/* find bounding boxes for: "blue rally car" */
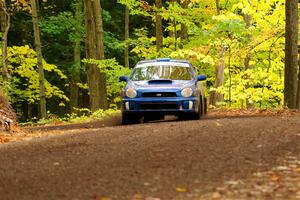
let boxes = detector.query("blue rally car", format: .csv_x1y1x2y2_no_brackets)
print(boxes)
119,58,207,124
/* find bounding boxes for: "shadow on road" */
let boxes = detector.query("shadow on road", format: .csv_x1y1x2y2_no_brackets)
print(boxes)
26,112,266,133
26,115,122,132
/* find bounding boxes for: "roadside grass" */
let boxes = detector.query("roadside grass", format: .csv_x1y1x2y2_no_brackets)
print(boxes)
1,108,300,145
20,109,120,127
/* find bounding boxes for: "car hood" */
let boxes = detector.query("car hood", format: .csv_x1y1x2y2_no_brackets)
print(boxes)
127,80,194,90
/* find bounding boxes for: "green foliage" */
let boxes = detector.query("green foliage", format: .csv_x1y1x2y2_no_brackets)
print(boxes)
117,0,151,16
40,11,84,43
82,58,131,107
62,108,120,124
26,108,120,126
2,45,69,104
130,28,158,59
4,0,291,123
128,0,286,109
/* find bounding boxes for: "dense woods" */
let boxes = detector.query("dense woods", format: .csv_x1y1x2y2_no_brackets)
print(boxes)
0,0,299,122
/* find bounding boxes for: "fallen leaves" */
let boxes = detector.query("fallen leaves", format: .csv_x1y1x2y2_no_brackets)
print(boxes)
100,197,110,200
210,108,300,118
0,127,87,145
176,187,187,193
129,194,160,200
269,174,280,182
295,168,300,173
215,122,222,127
197,155,300,200
0,134,10,143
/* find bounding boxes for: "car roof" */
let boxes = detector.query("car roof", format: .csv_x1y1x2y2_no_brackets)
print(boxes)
137,58,191,65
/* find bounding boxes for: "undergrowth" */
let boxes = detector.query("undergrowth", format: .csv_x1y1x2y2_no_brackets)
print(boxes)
22,109,120,126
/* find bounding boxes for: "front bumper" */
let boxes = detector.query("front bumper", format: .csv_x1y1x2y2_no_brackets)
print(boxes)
121,97,199,115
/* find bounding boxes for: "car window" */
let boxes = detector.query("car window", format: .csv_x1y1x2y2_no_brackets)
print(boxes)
130,65,193,81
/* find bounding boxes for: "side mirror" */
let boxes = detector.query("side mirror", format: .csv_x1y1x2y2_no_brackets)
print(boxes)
197,75,207,81
119,76,129,82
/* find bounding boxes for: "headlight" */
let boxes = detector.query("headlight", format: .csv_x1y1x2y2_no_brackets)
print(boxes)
181,87,193,97
126,88,137,98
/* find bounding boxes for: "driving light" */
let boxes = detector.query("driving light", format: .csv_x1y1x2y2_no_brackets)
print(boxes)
126,88,137,98
181,87,193,97
125,102,130,110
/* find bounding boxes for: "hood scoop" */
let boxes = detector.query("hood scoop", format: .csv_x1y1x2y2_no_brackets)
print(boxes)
148,79,173,85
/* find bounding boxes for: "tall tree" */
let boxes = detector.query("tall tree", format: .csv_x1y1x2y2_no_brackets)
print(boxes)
209,0,225,106
124,4,129,68
243,1,252,70
84,0,107,111
155,0,163,52
169,0,177,50
70,0,82,113
209,46,225,106
215,0,220,15
243,0,253,108
31,0,47,118
180,0,189,47
285,0,298,108
0,0,11,79
294,3,300,108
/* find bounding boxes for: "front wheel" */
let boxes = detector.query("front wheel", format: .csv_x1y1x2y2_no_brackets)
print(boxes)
185,97,204,120
122,113,141,125
203,97,207,115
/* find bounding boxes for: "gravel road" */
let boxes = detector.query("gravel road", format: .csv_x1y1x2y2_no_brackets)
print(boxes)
0,116,299,200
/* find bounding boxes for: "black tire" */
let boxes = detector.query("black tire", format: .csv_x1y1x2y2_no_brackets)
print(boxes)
178,97,203,121
199,97,203,117
122,113,141,125
177,114,192,121
203,97,207,115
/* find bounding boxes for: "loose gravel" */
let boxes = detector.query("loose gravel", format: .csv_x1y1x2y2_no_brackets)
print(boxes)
0,116,299,200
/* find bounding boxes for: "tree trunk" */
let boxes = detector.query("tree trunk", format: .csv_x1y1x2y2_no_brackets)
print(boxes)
84,0,107,111
243,0,252,70
209,47,225,106
209,0,225,106
215,0,220,15
124,5,129,68
0,0,11,79
70,41,81,113
155,0,163,52
243,1,253,108
31,0,47,119
285,0,298,109
228,46,232,107
244,12,252,70
180,0,189,48
70,0,82,113
298,52,300,107
168,0,176,41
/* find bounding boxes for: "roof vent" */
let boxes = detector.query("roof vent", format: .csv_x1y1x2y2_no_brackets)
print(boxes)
156,58,171,62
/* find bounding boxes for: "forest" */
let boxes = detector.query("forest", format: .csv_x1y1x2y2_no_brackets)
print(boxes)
0,0,299,123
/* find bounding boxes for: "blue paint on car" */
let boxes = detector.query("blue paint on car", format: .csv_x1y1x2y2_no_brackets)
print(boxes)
119,58,207,124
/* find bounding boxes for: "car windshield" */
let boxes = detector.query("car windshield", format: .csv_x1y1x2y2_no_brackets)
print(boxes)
130,64,193,81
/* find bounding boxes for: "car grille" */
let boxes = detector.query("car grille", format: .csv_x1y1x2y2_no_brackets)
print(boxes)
141,92,177,98
140,103,178,110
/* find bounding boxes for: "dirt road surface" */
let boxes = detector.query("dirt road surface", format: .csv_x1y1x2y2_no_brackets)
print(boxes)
0,116,299,200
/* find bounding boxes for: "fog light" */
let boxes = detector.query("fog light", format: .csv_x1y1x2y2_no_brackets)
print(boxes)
129,102,136,109
125,102,130,110
189,101,193,109
182,101,189,109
